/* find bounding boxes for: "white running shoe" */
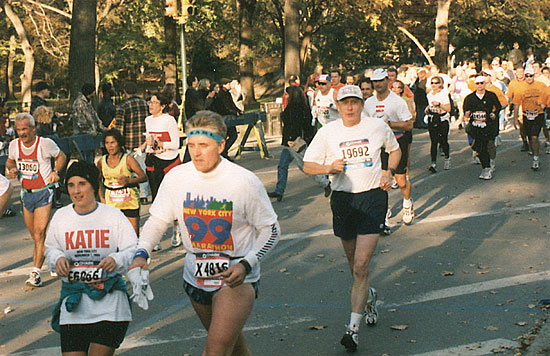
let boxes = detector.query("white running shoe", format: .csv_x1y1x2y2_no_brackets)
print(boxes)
171,230,182,248
25,271,42,287
364,287,379,325
153,242,162,251
340,327,359,351
479,168,493,180
473,152,480,164
532,159,540,171
444,158,451,170
402,200,414,225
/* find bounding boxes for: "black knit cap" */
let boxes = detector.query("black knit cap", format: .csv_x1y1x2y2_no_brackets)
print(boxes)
65,160,99,193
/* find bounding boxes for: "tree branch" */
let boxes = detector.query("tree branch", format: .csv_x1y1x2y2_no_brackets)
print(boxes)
24,0,71,18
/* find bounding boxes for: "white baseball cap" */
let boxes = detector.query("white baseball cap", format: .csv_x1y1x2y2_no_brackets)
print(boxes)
524,67,535,75
336,85,363,101
474,76,486,84
371,68,388,81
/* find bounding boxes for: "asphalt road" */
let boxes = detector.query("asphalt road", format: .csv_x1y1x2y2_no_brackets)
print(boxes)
1,125,549,356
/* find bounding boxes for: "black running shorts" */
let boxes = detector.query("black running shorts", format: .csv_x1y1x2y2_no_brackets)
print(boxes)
60,321,129,353
330,188,388,240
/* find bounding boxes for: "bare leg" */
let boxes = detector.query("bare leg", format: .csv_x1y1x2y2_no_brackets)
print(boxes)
24,203,52,269
88,343,115,356
395,174,410,200
341,234,379,314
127,216,140,236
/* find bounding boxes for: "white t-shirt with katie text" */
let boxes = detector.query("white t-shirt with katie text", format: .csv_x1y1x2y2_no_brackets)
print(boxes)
45,203,137,325
303,118,399,193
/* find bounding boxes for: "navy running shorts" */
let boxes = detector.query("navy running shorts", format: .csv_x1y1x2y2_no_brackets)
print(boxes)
330,188,388,240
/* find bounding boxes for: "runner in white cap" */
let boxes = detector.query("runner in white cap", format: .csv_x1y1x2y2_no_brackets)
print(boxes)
364,68,414,230
312,74,341,127
304,85,401,351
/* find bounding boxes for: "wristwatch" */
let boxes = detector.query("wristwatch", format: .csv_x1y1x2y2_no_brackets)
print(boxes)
390,168,396,176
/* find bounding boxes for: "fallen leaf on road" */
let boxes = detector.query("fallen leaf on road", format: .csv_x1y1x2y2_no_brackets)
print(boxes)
408,339,417,343
478,271,490,275
3,306,13,314
477,265,489,269
316,254,325,258
489,291,498,294
528,304,536,309
391,325,408,331
388,309,397,313
309,325,327,330
441,271,454,276
457,320,467,324
484,326,499,331
466,343,481,350
380,249,391,254
279,268,287,273
515,322,528,326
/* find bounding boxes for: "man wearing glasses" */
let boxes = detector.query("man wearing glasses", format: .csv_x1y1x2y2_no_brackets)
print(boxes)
513,67,547,170
312,74,340,127
363,69,414,230
463,76,502,179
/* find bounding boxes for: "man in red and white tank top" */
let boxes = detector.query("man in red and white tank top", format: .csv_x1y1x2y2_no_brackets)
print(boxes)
6,113,66,287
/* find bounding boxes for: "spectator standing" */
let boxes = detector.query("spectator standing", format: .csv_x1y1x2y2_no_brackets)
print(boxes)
184,76,201,120
114,81,149,203
210,78,242,160
72,83,105,136
412,68,429,128
98,83,116,129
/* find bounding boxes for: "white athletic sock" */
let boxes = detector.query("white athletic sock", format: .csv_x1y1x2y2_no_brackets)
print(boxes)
32,267,41,274
403,198,412,209
534,156,539,161
349,312,362,332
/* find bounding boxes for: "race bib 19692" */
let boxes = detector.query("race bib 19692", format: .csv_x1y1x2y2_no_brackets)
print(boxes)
340,139,372,170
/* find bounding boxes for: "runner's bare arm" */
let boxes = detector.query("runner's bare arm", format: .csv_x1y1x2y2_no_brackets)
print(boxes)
5,158,16,179
304,159,344,175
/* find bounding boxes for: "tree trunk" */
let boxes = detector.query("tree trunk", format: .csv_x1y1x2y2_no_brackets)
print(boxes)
238,0,256,105
284,0,300,84
434,0,451,73
4,2,34,110
68,0,97,102
163,16,178,87
6,34,16,100
300,25,313,72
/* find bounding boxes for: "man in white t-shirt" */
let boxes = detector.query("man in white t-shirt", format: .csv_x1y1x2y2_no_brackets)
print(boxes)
6,113,66,287
303,85,401,352
312,74,340,126
364,68,415,228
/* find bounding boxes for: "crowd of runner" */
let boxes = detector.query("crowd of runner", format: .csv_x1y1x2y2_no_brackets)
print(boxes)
2,41,550,354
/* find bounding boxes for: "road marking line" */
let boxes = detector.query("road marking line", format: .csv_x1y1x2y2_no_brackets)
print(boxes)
387,270,550,307
0,317,315,356
410,338,519,356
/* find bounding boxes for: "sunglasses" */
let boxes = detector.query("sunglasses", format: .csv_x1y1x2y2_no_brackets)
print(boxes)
475,82,485,85
525,74,534,78
318,82,328,86
431,82,440,85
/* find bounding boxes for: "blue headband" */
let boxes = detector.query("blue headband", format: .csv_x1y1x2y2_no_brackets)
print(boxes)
187,129,225,143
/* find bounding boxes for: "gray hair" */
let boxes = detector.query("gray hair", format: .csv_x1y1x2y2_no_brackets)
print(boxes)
197,79,210,91
15,112,35,127
185,110,227,138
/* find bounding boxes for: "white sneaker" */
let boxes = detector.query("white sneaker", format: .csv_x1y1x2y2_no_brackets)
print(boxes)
490,159,496,172
25,271,42,287
402,200,414,225
479,168,493,180
171,230,182,248
364,287,379,325
473,152,480,164
153,242,162,251
532,159,540,171
444,158,451,170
